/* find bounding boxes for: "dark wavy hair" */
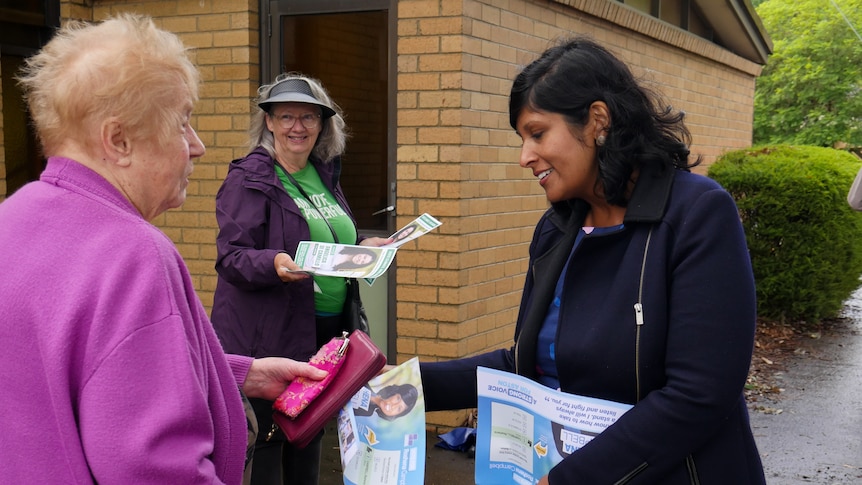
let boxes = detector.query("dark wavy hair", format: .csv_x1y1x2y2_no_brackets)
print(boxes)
333,246,378,270
374,384,419,421
508,36,700,206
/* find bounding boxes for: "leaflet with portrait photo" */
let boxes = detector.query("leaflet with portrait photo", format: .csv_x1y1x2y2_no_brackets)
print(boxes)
336,358,426,485
381,213,442,248
475,367,632,485
292,214,441,282
293,242,396,279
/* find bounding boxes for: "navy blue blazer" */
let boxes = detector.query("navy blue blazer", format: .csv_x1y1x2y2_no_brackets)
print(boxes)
420,164,765,484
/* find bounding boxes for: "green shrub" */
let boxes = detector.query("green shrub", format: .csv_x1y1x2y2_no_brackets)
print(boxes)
708,145,862,324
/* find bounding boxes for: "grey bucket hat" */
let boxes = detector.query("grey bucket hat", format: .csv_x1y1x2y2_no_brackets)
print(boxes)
257,78,337,118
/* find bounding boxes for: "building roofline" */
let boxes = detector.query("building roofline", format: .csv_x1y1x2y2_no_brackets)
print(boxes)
695,0,773,64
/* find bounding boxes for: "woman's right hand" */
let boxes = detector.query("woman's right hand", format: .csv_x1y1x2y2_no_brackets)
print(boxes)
274,252,310,282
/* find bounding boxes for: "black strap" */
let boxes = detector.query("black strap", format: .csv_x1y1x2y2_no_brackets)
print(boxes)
282,167,340,244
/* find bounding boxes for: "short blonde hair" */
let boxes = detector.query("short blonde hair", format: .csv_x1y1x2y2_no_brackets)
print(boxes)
249,73,348,163
17,13,200,156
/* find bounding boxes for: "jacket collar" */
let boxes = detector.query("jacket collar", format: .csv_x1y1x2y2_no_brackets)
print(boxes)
623,162,675,223
546,162,675,231
231,147,341,190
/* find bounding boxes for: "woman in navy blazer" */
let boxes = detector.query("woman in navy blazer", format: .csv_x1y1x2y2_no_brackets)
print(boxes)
420,36,766,484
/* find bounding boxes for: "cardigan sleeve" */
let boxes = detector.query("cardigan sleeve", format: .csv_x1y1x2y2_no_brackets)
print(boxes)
79,317,234,484
226,353,254,388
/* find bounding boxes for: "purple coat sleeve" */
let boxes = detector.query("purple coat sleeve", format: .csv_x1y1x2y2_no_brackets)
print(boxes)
214,166,290,290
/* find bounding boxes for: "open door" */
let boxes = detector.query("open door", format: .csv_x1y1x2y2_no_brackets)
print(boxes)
264,0,396,358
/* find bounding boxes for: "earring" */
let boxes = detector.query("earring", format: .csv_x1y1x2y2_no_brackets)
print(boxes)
596,134,606,146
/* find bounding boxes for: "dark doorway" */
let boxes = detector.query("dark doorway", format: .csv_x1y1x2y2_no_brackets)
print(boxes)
265,0,396,356
0,0,58,197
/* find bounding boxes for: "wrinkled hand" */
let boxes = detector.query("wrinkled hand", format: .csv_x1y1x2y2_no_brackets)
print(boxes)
274,252,310,283
360,237,394,247
242,357,328,400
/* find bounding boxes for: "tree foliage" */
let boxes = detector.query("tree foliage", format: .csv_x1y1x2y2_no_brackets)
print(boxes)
754,0,862,147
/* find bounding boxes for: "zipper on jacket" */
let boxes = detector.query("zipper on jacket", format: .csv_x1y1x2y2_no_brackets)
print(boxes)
634,302,643,401
685,455,701,485
613,462,648,485
514,340,520,375
634,227,653,402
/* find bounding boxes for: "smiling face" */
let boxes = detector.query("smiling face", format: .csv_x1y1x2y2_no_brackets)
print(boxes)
351,253,373,266
378,393,409,417
395,225,417,240
515,107,601,204
265,102,323,166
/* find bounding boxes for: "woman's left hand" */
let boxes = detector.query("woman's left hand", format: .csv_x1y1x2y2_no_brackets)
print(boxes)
360,237,394,247
242,357,328,400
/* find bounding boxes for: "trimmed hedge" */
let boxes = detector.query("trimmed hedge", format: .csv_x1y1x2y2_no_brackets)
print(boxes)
708,145,862,324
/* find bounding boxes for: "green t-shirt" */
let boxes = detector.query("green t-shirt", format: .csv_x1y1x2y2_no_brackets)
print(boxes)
276,163,357,314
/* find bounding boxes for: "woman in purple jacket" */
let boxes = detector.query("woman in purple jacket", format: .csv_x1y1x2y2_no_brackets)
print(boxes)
210,74,390,485
419,37,766,484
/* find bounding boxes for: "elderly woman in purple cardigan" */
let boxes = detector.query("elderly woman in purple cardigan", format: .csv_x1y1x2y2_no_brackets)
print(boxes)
0,14,326,485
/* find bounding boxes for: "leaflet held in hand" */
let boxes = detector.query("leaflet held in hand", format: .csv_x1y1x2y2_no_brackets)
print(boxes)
293,213,441,279
475,367,632,484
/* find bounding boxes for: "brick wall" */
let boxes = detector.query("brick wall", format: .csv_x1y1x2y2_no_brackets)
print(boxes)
63,0,260,308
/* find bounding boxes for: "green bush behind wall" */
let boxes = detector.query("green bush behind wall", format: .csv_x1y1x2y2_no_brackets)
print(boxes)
708,145,862,324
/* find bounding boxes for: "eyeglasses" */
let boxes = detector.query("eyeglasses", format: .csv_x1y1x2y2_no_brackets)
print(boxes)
271,112,322,130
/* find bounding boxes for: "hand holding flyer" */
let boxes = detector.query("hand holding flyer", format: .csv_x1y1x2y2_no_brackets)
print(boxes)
294,242,397,279
382,213,442,248
475,367,632,485
292,214,442,279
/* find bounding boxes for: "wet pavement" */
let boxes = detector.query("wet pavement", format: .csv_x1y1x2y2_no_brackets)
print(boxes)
749,287,862,484
319,288,862,484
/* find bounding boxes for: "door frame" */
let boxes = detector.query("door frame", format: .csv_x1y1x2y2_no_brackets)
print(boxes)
261,0,398,360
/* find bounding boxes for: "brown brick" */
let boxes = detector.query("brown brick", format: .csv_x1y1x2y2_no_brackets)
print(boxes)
397,145,439,162
178,32,214,49
196,47,233,65
213,30,252,48
198,13,232,31
419,53,461,72
399,73,441,91
161,16,198,33
399,36,440,55
417,126,463,144
399,109,440,127
399,1,441,18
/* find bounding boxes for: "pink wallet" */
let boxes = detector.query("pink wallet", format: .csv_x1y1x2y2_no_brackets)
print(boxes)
272,329,386,448
274,336,348,418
